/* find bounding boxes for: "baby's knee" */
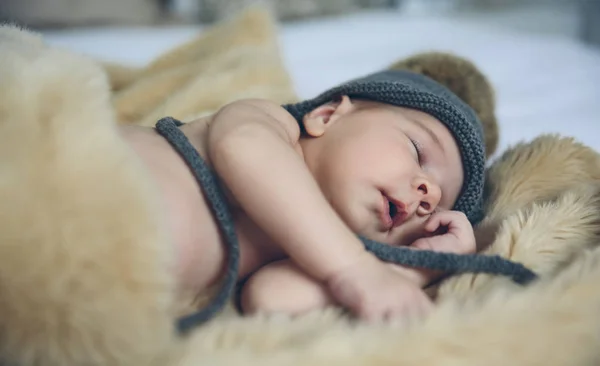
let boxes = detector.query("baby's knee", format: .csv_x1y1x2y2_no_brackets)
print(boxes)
239,261,330,316
239,264,288,314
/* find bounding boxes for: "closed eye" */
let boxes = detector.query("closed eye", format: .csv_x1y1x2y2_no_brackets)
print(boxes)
410,138,423,165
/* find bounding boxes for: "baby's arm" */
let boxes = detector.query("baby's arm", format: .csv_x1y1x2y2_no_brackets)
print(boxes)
240,211,475,317
239,260,434,317
207,99,368,281
208,99,431,321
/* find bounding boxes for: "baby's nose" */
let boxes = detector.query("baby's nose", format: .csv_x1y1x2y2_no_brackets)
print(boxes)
415,179,441,216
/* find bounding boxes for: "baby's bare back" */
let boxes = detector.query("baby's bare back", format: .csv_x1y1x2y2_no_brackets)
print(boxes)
119,122,283,300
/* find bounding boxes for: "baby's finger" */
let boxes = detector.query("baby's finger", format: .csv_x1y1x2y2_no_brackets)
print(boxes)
428,211,469,236
426,211,455,229
358,304,380,323
423,214,443,232
406,295,433,322
423,211,457,233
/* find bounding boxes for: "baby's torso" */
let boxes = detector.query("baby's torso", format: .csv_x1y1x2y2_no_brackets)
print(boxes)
119,121,284,298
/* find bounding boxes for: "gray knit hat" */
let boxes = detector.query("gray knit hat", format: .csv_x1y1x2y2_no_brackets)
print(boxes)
283,69,486,224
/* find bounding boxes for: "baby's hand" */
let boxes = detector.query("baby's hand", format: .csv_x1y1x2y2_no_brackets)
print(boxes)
326,253,433,322
411,210,476,254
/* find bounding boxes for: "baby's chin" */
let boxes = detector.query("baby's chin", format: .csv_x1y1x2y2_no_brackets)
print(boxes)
330,199,389,243
345,215,392,245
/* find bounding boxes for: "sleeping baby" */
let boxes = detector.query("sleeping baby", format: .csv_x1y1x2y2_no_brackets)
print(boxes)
118,69,486,322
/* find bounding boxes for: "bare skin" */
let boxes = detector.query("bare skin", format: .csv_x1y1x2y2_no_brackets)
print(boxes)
118,96,475,322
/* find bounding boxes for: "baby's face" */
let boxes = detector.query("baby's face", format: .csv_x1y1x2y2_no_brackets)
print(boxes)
299,96,464,247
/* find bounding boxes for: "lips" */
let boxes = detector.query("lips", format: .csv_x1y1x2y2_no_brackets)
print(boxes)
380,193,409,230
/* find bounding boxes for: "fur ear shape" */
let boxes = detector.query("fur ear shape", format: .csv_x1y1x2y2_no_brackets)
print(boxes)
389,52,498,159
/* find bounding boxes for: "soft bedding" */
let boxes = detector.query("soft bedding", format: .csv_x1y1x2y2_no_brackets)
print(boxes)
1,6,600,366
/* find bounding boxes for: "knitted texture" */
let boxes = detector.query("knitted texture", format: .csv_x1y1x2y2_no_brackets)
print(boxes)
155,117,240,335
283,70,487,224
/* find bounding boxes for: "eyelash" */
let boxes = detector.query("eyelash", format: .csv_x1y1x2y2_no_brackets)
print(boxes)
410,138,423,164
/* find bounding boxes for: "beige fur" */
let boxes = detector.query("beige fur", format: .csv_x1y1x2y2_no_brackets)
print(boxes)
2,7,600,366
0,23,180,366
179,244,600,366
485,135,600,217
434,135,600,300
109,7,298,126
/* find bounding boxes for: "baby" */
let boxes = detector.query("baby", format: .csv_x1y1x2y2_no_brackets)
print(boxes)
119,69,486,322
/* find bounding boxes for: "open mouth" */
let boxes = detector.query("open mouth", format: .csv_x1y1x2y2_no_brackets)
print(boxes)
388,200,398,219
381,193,408,229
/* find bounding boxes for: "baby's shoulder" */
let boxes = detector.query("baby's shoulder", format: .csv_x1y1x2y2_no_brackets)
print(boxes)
214,99,301,143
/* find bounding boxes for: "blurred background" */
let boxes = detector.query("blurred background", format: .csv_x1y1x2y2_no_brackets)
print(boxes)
1,0,599,159
1,0,597,43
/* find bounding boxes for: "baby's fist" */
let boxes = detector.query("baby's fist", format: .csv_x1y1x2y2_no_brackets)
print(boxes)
412,210,475,254
326,254,432,322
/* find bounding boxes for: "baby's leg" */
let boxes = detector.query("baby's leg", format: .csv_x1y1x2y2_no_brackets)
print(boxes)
240,259,335,316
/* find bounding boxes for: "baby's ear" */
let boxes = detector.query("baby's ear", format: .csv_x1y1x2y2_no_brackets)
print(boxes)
389,52,498,159
303,95,353,137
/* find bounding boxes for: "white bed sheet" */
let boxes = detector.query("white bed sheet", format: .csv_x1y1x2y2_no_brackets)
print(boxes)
41,10,600,161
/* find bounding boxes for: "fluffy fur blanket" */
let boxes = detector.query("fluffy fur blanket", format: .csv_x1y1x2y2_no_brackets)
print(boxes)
1,7,600,366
